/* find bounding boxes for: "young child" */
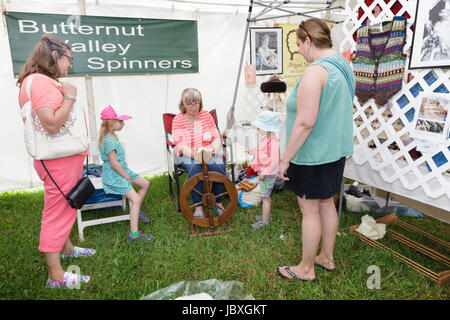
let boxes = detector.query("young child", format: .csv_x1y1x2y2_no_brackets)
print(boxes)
98,105,152,241
247,110,280,229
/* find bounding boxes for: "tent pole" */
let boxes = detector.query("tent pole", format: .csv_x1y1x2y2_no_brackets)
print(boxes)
226,0,343,130
253,4,344,23
257,0,333,4
338,177,344,229
252,0,287,20
78,0,99,163
226,0,253,130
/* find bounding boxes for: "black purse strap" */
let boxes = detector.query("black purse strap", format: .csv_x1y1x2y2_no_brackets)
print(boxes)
40,155,89,200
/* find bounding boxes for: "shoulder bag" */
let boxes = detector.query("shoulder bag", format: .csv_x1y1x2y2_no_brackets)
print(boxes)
40,156,95,209
20,74,89,160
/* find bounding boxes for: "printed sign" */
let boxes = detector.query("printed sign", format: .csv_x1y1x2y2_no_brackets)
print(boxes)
275,23,308,90
6,11,199,76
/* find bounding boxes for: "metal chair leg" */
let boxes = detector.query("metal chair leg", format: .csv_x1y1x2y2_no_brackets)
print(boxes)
175,171,181,212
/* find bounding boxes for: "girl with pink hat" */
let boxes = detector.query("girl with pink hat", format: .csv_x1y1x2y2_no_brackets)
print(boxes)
98,105,153,242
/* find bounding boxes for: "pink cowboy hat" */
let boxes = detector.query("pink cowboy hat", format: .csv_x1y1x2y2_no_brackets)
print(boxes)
100,105,132,121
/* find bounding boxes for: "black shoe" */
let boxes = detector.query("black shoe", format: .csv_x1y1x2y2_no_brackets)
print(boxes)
362,188,371,197
348,185,364,198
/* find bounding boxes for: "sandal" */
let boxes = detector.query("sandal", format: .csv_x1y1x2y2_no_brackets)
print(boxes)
315,262,335,272
212,205,224,215
194,210,205,218
277,266,315,281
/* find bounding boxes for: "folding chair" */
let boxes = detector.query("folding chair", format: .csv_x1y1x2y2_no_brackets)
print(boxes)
76,142,129,241
163,109,223,212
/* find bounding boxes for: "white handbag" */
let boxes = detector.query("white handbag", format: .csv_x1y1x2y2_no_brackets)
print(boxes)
20,75,89,160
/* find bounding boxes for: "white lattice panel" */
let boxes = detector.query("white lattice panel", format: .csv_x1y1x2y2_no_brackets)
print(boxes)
341,0,450,210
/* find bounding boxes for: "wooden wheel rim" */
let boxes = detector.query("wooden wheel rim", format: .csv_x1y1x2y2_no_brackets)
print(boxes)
179,171,238,228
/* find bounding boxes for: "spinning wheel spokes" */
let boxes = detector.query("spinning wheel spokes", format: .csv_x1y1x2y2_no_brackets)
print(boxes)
179,170,238,230
192,188,203,197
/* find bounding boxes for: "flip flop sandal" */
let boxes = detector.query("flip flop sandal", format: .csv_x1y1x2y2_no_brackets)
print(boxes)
194,211,205,218
315,262,335,272
277,266,316,281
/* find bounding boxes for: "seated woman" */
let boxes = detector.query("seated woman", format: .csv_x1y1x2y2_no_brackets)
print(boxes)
172,88,226,217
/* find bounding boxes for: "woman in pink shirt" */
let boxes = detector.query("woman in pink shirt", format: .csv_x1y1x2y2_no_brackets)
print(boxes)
17,35,93,288
172,88,226,218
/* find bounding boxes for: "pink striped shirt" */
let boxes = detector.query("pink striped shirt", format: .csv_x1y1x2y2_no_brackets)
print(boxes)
172,109,220,156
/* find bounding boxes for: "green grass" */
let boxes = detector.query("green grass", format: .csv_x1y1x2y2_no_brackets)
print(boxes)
0,173,449,300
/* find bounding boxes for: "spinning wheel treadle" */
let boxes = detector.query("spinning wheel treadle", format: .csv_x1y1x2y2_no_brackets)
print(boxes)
179,155,238,236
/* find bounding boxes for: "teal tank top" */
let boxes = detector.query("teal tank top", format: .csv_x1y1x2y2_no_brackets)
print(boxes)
285,53,355,165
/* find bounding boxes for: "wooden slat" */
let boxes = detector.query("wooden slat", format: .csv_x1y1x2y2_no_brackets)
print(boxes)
356,232,439,281
394,220,450,250
386,229,450,267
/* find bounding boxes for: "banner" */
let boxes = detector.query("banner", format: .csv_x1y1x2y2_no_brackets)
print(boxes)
5,11,198,77
275,23,308,90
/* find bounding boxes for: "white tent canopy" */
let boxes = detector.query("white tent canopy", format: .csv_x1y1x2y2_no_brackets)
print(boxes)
0,0,345,192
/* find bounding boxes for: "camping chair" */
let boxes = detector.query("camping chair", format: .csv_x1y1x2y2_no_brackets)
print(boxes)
76,142,129,241
163,109,227,211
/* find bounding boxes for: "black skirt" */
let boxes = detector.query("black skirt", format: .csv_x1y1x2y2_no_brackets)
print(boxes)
285,157,346,200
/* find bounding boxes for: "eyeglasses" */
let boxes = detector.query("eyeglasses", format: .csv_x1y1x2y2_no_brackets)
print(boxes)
186,102,200,107
62,54,73,63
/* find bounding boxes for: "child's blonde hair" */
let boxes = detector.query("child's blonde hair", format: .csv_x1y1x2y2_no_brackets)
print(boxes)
98,119,118,147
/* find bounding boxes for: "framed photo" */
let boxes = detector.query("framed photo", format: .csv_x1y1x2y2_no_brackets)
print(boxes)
409,0,450,69
412,92,449,143
250,27,283,75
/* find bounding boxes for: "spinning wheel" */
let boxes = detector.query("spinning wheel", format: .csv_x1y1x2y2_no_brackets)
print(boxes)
179,154,238,236
178,152,255,236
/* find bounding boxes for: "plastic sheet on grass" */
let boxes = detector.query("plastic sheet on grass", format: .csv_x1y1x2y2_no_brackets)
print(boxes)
141,279,255,300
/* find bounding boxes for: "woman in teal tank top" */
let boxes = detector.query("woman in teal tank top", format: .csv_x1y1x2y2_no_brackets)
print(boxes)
277,18,355,281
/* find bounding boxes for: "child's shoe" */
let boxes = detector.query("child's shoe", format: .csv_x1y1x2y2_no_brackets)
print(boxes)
250,220,270,229
46,272,90,288
139,211,151,223
60,246,96,259
254,215,272,223
128,231,153,242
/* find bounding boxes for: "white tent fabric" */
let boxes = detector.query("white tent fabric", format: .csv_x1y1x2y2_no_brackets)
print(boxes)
0,0,342,192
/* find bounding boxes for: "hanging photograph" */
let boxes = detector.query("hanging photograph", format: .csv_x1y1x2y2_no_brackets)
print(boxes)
409,0,450,69
250,27,283,75
412,92,449,143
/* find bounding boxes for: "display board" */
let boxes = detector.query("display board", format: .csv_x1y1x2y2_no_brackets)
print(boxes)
340,0,450,215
